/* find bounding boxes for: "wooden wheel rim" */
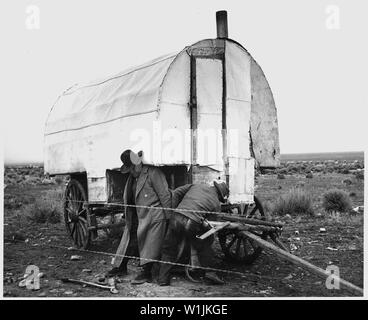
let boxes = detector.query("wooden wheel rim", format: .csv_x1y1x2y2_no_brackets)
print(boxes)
64,179,90,249
218,230,264,264
218,196,267,264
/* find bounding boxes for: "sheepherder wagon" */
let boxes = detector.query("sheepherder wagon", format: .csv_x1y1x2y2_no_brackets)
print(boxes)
45,10,279,251
43,11,363,294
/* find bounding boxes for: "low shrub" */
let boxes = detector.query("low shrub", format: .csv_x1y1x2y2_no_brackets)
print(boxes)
27,202,61,224
306,172,313,179
355,171,364,180
277,173,285,179
4,195,23,210
54,176,65,185
322,189,352,213
277,168,288,175
305,167,313,174
24,176,42,185
26,191,63,224
343,178,352,185
287,166,299,173
272,188,314,216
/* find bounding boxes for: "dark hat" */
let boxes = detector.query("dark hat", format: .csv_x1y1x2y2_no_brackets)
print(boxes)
213,180,229,202
120,150,142,174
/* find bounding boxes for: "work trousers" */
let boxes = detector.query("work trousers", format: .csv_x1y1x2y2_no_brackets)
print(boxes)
158,212,214,280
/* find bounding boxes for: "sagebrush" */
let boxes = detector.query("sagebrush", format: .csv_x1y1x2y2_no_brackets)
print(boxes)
272,188,314,216
26,190,63,224
322,189,352,213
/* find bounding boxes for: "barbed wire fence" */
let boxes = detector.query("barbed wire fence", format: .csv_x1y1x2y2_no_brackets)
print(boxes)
3,188,358,294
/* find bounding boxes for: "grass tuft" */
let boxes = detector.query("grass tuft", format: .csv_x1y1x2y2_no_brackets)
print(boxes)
26,190,63,224
322,189,352,213
272,188,314,216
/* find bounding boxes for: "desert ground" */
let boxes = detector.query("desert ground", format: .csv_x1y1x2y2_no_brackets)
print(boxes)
3,153,364,297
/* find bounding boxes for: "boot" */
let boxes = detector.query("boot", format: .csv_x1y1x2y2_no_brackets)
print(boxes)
204,272,225,285
157,258,173,286
106,263,128,277
157,274,171,286
131,264,152,285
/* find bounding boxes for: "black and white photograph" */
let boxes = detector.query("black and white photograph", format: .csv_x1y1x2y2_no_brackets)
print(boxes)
1,0,366,302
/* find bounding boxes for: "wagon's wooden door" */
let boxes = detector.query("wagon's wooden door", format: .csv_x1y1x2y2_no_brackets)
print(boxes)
190,56,226,183
189,45,254,203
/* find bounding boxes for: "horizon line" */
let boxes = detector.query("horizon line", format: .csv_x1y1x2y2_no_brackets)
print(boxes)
4,150,364,166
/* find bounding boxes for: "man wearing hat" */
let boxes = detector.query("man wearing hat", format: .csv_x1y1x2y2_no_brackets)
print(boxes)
108,149,172,285
157,180,230,286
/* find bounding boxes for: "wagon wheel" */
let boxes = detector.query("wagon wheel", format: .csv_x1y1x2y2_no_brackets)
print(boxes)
64,179,90,249
218,196,267,264
218,230,266,265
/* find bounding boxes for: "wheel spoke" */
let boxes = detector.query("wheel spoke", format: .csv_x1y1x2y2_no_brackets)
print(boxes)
71,222,77,241
226,235,237,251
235,238,241,256
79,219,87,237
73,223,78,245
77,208,86,217
70,222,76,234
80,221,89,247
241,239,247,256
66,206,74,218
250,238,260,251
76,223,82,247
79,216,90,244
79,224,85,247
79,216,88,226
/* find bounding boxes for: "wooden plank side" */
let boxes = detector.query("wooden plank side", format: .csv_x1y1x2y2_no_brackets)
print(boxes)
87,177,107,202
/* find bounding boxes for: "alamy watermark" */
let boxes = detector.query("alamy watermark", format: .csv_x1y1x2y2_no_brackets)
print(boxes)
25,5,40,30
325,265,340,290
325,5,340,30
22,265,41,290
129,120,242,166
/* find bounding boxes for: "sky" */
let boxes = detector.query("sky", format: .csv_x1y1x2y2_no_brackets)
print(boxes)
1,0,368,164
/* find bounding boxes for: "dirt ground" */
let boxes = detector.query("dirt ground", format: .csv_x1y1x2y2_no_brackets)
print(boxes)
3,167,364,298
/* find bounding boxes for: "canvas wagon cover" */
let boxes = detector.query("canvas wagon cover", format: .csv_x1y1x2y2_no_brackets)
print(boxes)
45,53,177,137
44,39,279,177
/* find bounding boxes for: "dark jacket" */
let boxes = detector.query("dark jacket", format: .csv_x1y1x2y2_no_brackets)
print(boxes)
171,184,221,223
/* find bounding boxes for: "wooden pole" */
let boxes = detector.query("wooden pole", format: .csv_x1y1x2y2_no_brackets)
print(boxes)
242,231,364,296
208,220,277,233
212,213,284,227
